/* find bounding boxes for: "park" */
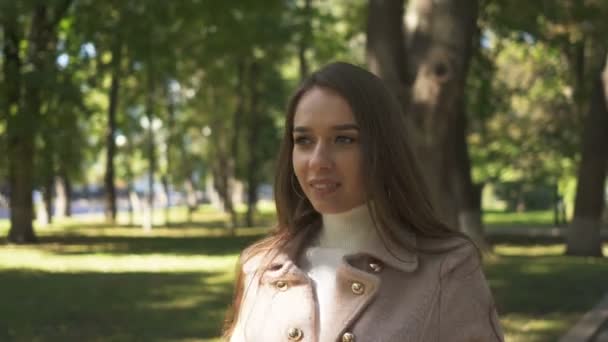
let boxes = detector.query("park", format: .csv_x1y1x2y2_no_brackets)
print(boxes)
1,1,608,341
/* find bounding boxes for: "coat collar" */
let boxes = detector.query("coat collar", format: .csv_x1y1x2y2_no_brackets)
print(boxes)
284,219,419,273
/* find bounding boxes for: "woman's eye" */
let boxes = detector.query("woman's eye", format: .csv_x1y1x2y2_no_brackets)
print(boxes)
294,136,312,145
336,136,356,144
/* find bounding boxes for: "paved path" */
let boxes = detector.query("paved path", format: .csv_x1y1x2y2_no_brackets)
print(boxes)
486,226,608,244
593,321,608,342
559,292,608,342
487,226,608,237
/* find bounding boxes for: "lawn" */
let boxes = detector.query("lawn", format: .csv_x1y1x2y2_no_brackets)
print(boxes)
0,208,607,341
484,209,561,229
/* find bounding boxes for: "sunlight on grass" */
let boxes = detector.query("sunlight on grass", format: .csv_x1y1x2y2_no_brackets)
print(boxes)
0,247,239,273
501,313,578,342
495,244,565,256
2,206,608,341
484,210,556,227
37,226,269,238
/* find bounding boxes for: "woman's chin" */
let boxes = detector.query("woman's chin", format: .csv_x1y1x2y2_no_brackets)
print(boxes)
310,201,361,215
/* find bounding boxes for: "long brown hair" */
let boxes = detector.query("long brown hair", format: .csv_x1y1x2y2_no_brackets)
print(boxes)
222,62,468,339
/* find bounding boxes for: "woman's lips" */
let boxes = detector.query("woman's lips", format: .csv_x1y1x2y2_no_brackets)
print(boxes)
308,180,341,197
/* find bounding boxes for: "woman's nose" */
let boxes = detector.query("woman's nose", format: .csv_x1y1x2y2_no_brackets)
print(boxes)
309,142,333,171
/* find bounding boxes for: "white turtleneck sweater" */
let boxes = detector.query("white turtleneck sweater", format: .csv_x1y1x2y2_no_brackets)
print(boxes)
298,203,383,341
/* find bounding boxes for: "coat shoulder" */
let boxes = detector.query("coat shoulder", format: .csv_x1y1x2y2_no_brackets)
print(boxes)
417,235,481,279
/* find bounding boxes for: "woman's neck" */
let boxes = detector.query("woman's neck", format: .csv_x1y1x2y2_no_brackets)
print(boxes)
316,203,376,250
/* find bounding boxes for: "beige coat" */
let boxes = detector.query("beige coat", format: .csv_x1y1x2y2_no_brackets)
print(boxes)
229,225,504,342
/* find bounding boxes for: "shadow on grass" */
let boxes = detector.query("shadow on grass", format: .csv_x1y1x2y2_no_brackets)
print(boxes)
59,220,237,231
489,253,608,314
486,251,608,341
30,233,265,257
0,269,234,342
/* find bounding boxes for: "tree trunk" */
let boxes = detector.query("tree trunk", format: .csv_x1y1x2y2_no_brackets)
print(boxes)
366,0,408,107
566,54,608,257
2,4,33,243
7,5,55,243
451,98,490,251
564,39,587,124
213,153,238,234
184,174,198,223
366,0,478,228
39,121,56,226
125,139,136,226
127,184,138,227
55,173,69,219
104,37,122,224
42,168,54,226
164,80,176,226
298,0,312,80
246,62,261,227
143,74,156,231
161,176,170,226
226,61,246,230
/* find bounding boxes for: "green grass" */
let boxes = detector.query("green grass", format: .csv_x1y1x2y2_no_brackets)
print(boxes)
484,210,559,229
1,208,607,341
0,207,572,234
0,207,267,342
485,244,608,341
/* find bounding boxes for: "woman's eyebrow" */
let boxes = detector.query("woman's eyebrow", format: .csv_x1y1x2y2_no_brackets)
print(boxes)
332,124,359,131
293,123,359,132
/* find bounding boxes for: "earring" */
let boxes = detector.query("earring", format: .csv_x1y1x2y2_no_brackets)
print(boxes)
291,174,306,200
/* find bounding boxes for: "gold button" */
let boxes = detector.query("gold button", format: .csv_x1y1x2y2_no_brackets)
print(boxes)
369,261,383,273
275,280,288,291
342,332,355,342
351,281,365,295
287,327,303,340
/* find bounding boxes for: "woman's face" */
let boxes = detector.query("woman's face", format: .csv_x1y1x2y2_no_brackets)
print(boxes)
292,87,367,214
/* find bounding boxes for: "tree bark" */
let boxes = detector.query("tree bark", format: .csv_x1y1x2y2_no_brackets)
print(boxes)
104,37,122,224
566,53,608,257
451,98,490,251
212,150,237,234
184,174,198,223
298,0,312,80
54,173,70,219
246,62,261,227
6,4,59,243
164,80,176,227
42,161,54,226
366,0,478,228
161,176,170,226
366,0,408,107
124,138,136,226
2,4,33,243
143,73,157,231
231,61,245,184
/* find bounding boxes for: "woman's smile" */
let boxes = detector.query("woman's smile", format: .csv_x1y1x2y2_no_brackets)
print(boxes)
308,178,341,197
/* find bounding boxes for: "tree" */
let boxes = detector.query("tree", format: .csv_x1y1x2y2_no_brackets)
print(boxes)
103,22,123,224
366,0,487,248
566,52,608,257
3,1,73,243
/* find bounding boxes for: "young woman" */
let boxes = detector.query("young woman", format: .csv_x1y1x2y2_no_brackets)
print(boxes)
223,62,504,342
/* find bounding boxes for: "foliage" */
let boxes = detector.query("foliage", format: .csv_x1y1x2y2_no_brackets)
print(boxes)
467,0,608,210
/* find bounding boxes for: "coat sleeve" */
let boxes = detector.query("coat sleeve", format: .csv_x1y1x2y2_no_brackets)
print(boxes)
438,243,504,342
